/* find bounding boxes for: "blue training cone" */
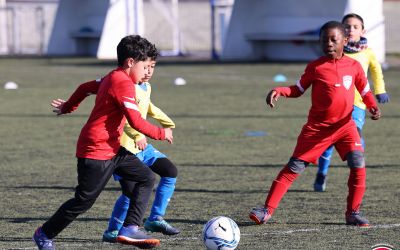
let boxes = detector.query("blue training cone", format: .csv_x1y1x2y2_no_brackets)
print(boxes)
273,74,287,83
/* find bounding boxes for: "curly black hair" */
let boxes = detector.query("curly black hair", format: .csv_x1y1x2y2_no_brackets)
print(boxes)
116,35,158,66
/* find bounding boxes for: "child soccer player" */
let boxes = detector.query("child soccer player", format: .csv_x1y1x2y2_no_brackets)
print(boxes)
102,49,180,242
249,21,381,227
313,13,390,192
32,35,172,250
55,45,180,240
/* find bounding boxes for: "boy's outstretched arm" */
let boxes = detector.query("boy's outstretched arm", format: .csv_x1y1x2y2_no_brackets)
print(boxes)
52,80,100,115
266,85,303,108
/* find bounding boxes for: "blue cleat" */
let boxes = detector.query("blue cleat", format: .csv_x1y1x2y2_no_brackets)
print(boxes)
249,207,271,225
117,225,160,249
144,216,180,235
102,230,119,243
314,173,327,192
32,227,55,250
346,211,370,227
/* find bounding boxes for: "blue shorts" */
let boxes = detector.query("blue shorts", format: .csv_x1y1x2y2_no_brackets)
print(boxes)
113,144,167,181
352,106,366,130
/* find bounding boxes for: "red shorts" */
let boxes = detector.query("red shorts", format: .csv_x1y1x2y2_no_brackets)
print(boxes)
292,120,363,164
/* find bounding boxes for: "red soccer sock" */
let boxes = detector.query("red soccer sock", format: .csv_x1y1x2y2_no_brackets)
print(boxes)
264,165,299,215
346,167,366,215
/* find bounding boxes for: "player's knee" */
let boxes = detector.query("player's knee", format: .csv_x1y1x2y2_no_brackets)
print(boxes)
74,193,97,211
150,158,178,178
287,157,309,174
346,150,365,168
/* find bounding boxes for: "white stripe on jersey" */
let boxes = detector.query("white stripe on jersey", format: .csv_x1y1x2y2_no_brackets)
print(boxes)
296,80,305,93
360,84,370,97
124,101,139,111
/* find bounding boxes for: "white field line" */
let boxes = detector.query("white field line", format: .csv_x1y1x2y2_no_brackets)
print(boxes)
5,224,400,249
241,223,400,237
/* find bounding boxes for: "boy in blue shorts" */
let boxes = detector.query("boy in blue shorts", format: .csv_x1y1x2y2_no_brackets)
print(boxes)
313,13,390,192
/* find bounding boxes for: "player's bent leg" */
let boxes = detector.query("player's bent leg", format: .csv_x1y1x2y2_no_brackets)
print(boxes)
103,194,130,243
250,158,306,225
144,177,179,235
146,158,180,235
314,145,334,192
345,151,369,227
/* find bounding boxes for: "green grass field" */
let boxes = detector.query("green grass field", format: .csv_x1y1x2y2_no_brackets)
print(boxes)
0,58,399,250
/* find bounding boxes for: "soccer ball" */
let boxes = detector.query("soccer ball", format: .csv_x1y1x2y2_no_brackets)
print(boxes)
202,216,240,250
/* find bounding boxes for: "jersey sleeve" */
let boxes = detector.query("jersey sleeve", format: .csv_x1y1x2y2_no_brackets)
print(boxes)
125,101,175,143
111,80,165,140
354,62,378,109
123,123,146,142
367,49,387,94
274,63,314,97
147,102,175,128
61,79,101,114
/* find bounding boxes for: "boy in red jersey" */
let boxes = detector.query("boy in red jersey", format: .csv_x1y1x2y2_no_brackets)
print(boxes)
249,21,381,227
32,35,172,250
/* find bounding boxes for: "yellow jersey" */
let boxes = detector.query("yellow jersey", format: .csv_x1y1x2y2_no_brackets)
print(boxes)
120,82,175,154
345,48,387,110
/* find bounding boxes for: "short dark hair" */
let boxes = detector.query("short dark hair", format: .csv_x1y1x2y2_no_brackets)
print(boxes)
146,42,159,61
342,13,364,29
319,21,346,38
116,35,151,67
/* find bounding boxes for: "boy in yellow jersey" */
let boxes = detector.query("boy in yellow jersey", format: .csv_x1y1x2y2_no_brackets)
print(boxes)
314,13,390,192
103,51,181,242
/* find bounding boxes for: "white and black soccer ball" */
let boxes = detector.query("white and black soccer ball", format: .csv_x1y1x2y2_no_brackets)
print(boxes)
202,216,240,250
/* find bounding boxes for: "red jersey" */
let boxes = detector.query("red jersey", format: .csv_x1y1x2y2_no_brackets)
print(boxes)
62,68,165,160
275,55,377,127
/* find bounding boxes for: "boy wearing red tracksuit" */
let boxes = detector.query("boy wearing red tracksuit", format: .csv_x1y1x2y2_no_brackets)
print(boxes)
33,35,171,250
249,21,381,227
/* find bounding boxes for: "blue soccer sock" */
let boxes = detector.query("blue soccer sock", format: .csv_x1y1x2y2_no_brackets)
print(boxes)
107,194,130,232
148,177,176,221
318,145,334,176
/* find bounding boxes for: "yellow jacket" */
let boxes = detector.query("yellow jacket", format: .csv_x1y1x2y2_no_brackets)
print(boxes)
120,82,175,154
345,48,387,110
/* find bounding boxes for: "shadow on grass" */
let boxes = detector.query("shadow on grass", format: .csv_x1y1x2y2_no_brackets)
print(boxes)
178,163,400,169
7,185,309,194
1,216,109,223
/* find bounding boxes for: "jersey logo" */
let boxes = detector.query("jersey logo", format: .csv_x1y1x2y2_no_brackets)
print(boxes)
355,142,362,147
123,96,136,101
343,75,352,90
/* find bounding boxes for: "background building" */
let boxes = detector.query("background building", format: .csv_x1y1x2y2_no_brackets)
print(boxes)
0,0,399,61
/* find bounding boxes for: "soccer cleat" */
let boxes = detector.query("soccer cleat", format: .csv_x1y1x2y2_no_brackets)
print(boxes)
346,211,370,227
102,230,119,243
313,173,327,192
249,207,271,225
116,225,160,249
144,216,180,235
32,227,55,250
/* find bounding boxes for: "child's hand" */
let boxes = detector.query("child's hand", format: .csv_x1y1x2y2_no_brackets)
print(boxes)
376,93,390,103
135,137,148,150
369,106,381,120
164,128,173,144
266,90,280,108
51,99,66,115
